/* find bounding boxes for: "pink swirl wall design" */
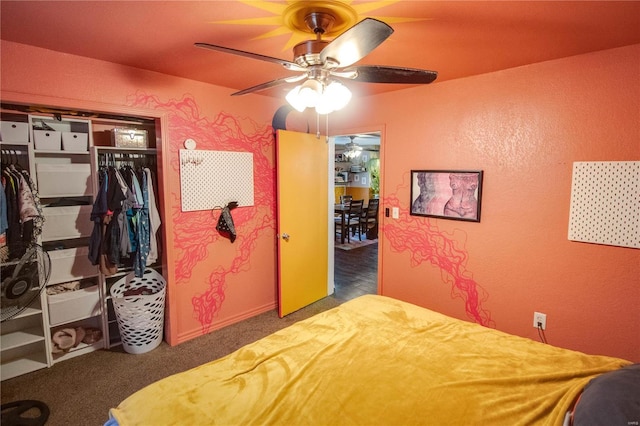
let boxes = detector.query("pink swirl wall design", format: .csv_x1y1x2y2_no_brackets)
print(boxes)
127,92,275,332
383,178,494,327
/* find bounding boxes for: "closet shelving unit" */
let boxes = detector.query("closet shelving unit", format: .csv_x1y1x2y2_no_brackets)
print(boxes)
0,117,50,380
28,114,105,365
1,106,164,380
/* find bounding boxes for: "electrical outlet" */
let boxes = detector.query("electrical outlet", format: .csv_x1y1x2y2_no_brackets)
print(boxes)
533,312,547,330
392,207,399,219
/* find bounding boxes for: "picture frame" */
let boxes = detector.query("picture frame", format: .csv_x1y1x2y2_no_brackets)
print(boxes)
410,170,483,222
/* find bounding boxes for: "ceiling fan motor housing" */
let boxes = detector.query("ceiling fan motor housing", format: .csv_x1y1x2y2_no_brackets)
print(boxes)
293,40,329,67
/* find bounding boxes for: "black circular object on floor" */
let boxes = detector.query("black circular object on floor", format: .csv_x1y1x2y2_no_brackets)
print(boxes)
1,400,50,426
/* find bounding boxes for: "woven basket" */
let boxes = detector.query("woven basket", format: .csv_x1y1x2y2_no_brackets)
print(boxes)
110,268,166,354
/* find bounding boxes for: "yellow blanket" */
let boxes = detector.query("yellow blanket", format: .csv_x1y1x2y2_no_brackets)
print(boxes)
109,295,630,425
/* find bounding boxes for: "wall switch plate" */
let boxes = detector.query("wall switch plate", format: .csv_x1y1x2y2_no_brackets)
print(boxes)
385,208,390,217
533,312,547,330
392,207,399,219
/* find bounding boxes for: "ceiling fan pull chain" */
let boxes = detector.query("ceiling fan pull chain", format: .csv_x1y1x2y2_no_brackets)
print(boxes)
325,112,330,143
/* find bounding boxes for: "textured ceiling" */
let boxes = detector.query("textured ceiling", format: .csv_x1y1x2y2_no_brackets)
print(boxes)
2,0,639,103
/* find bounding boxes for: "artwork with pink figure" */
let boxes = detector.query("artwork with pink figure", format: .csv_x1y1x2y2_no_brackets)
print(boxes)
411,170,483,222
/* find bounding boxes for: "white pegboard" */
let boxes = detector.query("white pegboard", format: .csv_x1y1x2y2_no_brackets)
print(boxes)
568,161,639,249
180,149,254,212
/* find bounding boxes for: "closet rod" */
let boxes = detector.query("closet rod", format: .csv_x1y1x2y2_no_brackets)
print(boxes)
1,149,28,156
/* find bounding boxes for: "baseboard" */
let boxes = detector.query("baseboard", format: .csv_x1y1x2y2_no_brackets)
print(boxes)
173,301,277,345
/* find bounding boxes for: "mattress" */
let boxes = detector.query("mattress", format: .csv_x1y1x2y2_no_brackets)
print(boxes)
108,295,631,425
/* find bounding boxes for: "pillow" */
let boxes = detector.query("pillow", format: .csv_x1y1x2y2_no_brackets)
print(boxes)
573,363,640,426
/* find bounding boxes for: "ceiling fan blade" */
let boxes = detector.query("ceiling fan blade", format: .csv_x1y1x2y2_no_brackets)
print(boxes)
344,65,438,84
195,43,306,72
320,18,393,68
231,76,298,96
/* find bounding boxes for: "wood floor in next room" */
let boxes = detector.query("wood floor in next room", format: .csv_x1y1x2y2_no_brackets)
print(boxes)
333,240,378,301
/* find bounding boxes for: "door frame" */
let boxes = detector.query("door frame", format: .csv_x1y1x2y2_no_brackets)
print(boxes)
328,125,385,296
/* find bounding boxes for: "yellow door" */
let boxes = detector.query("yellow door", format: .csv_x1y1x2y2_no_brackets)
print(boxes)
276,130,328,317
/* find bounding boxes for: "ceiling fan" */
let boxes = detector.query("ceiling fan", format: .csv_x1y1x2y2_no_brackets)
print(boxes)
195,10,437,114
343,136,363,159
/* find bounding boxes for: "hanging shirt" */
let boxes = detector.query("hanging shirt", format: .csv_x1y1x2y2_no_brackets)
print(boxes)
0,178,8,236
144,168,161,265
19,168,44,238
88,169,108,266
133,170,150,277
115,168,135,257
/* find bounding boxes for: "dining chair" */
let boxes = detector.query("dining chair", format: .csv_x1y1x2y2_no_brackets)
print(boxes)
335,199,364,243
340,194,353,204
360,198,380,238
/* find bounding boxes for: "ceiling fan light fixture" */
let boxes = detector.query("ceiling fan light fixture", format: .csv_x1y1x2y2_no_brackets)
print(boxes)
324,81,351,110
286,79,352,115
285,86,306,112
343,138,363,159
343,148,362,160
298,79,321,108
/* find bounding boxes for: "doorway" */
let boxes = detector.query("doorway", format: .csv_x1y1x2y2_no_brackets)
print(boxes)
330,132,381,301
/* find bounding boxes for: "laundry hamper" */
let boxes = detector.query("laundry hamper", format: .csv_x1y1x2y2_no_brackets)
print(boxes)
110,268,166,354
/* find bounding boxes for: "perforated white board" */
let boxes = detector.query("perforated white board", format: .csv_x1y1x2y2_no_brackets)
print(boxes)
180,149,254,212
568,161,639,249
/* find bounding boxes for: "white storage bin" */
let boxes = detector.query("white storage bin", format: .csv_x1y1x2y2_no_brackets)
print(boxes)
48,285,100,326
110,269,166,354
41,205,93,241
35,163,92,197
0,121,29,142
34,130,62,151
62,132,89,152
48,247,97,285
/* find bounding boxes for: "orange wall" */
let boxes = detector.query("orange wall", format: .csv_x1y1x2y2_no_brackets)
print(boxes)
1,40,283,345
333,44,640,362
2,40,638,362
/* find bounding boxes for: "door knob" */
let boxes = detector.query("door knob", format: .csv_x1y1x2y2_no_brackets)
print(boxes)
281,233,290,241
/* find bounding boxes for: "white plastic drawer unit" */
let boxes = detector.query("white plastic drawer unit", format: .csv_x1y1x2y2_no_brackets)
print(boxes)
41,205,93,242
48,285,100,326
47,247,97,285
35,163,92,197
61,132,89,152
0,121,29,142
33,130,62,151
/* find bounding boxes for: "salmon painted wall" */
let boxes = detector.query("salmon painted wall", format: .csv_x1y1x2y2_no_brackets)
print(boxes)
1,40,284,345
333,45,640,362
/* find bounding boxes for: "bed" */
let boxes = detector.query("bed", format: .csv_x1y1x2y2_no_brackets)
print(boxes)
107,295,636,425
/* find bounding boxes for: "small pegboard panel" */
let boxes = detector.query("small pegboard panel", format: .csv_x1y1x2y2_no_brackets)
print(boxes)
180,149,254,212
568,161,639,249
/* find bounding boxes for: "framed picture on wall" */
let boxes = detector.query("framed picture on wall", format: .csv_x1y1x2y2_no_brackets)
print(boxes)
410,170,483,222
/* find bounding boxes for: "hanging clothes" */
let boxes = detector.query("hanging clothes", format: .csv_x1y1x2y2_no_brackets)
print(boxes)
89,153,160,278
104,167,126,266
18,167,44,239
1,158,43,260
89,169,108,266
114,167,135,258
0,184,8,237
133,170,150,277
144,167,161,265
